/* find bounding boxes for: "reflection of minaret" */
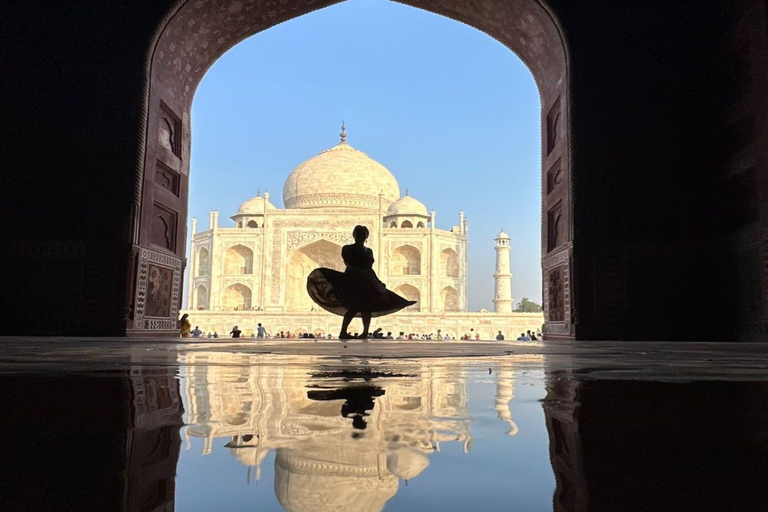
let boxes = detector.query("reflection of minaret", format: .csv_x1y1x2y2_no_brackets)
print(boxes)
493,230,513,312
494,368,518,436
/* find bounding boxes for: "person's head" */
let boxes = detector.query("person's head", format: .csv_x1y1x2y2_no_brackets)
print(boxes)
498,330,502,334
352,225,369,243
399,331,404,335
521,333,525,336
195,325,199,329
181,313,188,321
234,325,238,329
387,332,392,336
258,323,262,327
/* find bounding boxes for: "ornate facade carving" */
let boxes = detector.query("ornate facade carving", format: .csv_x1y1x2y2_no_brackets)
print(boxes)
135,248,181,330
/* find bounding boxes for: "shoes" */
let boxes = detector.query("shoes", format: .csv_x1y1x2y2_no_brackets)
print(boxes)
339,332,353,340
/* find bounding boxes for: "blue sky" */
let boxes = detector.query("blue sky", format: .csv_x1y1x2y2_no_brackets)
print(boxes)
189,0,542,310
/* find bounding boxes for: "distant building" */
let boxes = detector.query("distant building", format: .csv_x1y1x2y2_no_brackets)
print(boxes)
183,125,542,338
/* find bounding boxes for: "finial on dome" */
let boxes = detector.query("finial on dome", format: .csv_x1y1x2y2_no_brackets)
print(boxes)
340,121,347,144
256,188,261,197
405,188,409,197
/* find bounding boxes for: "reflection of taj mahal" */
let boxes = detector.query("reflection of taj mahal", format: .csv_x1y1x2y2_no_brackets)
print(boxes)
184,125,543,337
181,353,524,511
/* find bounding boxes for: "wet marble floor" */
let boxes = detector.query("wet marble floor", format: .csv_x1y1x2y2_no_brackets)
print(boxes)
0,339,766,511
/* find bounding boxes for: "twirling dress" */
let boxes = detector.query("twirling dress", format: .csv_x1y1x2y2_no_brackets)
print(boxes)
307,243,416,317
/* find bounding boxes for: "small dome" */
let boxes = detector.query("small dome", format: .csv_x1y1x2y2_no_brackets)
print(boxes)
496,230,510,240
386,195,428,217
237,194,276,215
386,448,430,480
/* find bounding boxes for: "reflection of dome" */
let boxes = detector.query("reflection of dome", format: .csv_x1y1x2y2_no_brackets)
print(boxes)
275,449,398,512
283,126,400,210
230,447,269,468
386,194,428,217
386,448,429,479
237,194,276,214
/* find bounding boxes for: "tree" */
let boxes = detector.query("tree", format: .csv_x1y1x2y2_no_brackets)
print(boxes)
514,297,542,313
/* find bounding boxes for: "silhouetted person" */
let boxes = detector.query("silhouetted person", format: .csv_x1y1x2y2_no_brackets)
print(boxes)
372,327,384,339
307,225,416,339
496,330,505,340
230,325,241,338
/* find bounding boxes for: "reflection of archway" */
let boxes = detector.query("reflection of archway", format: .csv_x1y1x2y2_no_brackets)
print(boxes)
394,284,420,312
130,0,571,338
223,284,251,310
196,248,209,277
224,245,253,274
195,284,208,309
390,245,421,276
287,240,343,311
441,286,459,312
440,248,460,277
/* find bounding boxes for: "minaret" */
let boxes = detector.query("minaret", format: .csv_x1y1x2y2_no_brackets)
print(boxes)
493,230,513,313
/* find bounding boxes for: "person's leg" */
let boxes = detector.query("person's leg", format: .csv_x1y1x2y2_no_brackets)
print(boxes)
360,312,371,338
340,310,356,338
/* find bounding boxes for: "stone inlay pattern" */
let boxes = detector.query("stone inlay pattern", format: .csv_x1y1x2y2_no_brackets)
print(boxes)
135,248,182,330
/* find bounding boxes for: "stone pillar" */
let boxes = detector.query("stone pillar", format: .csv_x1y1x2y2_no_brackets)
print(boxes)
208,211,217,231
493,231,513,313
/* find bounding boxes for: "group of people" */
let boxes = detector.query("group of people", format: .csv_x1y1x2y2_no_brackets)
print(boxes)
495,329,540,341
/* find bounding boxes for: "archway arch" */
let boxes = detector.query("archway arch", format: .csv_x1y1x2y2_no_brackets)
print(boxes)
394,284,421,312
440,248,460,278
224,245,253,274
247,220,259,228
130,0,571,337
401,220,413,229
390,245,421,276
440,286,460,312
287,239,343,311
222,284,252,310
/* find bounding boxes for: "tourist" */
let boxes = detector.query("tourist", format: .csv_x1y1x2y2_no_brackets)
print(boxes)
517,332,530,341
191,325,202,338
385,331,394,339
443,333,452,340
230,325,242,338
396,332,406,340
306,225,416,339
475,333,480,341
372,327,384,339
212,331,219,338
496,330,505,340
436,329,443,340
179,314,191,338
530,331,538,341
257,323,267,339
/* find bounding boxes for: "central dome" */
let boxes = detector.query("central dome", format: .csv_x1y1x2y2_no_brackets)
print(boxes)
283,127,400,210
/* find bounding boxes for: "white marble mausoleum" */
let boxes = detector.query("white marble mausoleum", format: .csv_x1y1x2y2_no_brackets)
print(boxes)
182,125,543,338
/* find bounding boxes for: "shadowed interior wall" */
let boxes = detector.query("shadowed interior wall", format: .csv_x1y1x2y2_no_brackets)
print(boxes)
0,0,765,339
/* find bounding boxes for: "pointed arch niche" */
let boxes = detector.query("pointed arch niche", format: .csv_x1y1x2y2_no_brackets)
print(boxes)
440,248,460,278
286,240,343,311
390,245,421,276
224,245,253,275
222,284,252,310
394,284,421,312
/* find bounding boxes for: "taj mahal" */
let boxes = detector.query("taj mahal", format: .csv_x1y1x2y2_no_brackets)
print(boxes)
182,125,543,338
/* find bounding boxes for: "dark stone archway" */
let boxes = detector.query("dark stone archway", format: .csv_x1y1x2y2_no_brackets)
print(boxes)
1,0,766,340
133,0,573,337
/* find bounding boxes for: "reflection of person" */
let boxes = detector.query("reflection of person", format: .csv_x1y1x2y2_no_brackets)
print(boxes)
307,225,416,339
179,314,191,338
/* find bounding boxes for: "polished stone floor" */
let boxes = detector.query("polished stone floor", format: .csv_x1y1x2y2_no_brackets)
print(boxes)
0,339,766,511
